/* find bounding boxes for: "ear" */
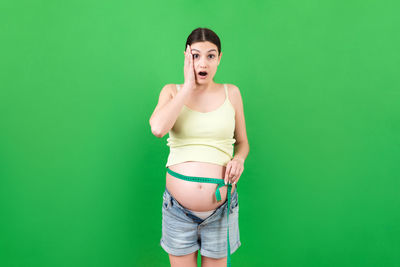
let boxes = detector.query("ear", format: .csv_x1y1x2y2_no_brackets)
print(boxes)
218,52,222,65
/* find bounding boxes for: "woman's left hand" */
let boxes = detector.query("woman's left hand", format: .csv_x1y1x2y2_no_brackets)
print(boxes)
224,157,245,185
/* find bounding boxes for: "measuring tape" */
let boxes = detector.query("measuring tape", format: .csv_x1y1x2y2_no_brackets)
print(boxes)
166,167,234,267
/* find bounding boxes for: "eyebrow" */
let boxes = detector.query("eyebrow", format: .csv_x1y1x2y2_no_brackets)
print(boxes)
191,49,217,53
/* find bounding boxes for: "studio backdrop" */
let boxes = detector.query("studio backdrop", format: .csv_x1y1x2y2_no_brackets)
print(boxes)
1,0,399,266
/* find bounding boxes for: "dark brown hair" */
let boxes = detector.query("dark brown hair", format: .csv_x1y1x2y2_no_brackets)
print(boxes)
185,28,221,55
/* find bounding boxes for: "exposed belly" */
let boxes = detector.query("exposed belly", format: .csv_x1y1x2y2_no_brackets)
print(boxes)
166,161,237,212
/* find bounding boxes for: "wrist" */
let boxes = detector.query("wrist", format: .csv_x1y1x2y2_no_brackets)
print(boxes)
183,82,195,91
233,156,245,163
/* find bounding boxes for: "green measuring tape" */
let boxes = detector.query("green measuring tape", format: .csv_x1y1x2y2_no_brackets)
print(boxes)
166,167,234,267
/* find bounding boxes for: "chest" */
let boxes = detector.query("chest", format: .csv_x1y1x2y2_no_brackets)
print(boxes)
171,104,236,139
184,93,226,113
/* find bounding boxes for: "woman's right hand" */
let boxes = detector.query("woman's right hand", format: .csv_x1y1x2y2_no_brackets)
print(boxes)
183,44,196,90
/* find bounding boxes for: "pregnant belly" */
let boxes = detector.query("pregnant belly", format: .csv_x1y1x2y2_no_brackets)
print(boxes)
166,161,237,212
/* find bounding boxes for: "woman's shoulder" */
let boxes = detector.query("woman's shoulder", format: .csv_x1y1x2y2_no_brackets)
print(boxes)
159,83,179,98
225,84,243,112
225,83,240,92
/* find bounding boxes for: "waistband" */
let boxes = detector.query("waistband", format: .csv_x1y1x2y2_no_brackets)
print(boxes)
166,167,235,267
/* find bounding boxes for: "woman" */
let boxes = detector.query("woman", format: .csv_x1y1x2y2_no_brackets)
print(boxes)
149,27,249,267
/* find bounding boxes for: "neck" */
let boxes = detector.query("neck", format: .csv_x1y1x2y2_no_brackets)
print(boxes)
194,80,216,92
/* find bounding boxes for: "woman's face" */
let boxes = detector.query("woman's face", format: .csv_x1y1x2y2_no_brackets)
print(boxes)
189,41,222,84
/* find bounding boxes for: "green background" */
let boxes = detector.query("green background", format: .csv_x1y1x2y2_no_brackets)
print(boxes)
1,0,399,266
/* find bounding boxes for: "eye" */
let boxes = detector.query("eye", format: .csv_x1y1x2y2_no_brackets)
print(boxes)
193,54,215,59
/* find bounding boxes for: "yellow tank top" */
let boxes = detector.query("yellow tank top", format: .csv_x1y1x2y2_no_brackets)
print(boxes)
166,84,236,167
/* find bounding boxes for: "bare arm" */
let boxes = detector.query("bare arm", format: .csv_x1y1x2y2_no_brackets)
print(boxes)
150,45,196,138
149,83,192,138
231,84,250,162
224,84,250,185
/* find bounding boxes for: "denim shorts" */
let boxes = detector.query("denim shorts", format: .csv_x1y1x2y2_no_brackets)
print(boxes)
160,186,241,259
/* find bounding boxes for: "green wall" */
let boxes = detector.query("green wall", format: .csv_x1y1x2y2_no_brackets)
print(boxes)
1,0,399,266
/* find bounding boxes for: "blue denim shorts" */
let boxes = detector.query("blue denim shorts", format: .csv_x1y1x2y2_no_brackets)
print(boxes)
160,186,241,259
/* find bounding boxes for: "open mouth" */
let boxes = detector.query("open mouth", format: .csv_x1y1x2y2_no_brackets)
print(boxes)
198,71,208,78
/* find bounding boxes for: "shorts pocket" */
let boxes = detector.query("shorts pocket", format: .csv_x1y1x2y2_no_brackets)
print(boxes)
229,192,239,213
162,191,171,210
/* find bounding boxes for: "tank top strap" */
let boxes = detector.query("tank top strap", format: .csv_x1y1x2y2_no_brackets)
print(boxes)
224,84,228,99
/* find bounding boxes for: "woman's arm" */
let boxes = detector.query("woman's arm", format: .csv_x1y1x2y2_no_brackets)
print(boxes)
231,84,250,162
224,84,250,185
149,84,192,138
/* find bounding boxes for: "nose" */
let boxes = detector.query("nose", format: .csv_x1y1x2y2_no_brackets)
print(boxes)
197,57,208,68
